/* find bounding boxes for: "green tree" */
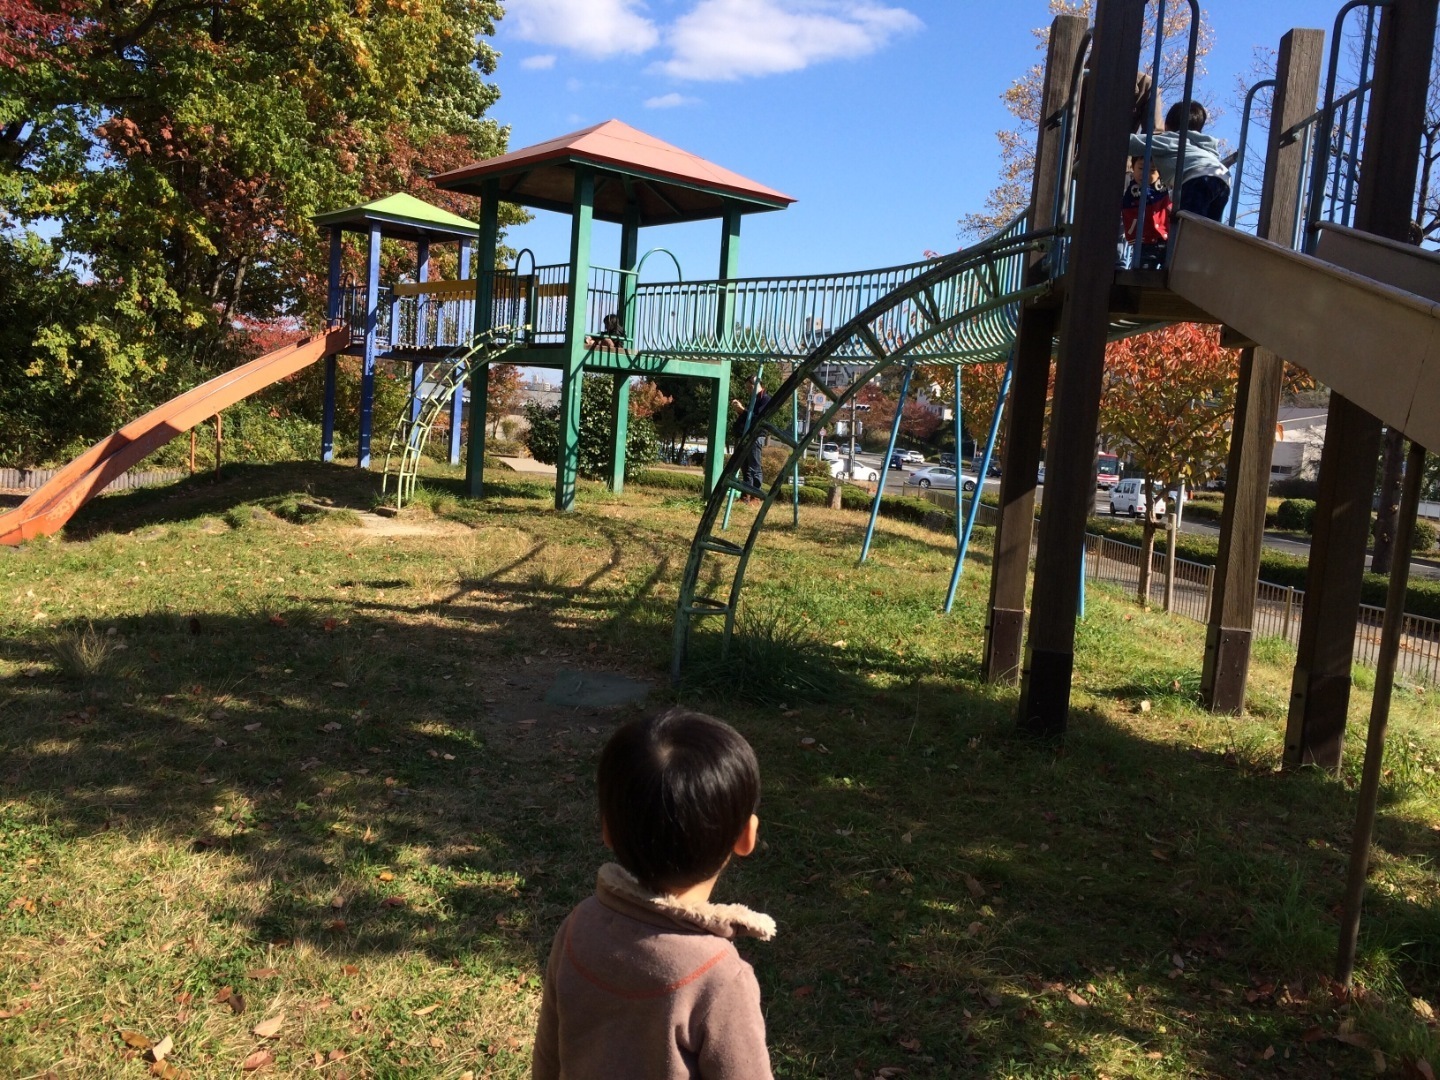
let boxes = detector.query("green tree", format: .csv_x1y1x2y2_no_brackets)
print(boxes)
0,0,522,464
523,375,660,482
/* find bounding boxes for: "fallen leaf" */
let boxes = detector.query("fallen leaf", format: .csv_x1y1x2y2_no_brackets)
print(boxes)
378,871,395,882
241,1049,273,1071
898,1035,921,1052
244,968,279,980
120,1030,154,1050
150,1034,174,1062
322,618,338,632
1411,1058,1436,1080
341,965,358,977
1300,1026,1327,1043
382,896,406,908
325,919,346,932
1414,998,1437,1025
791,986,814,1000
1066,990,1089,1007
1334,1031,1376,1050
267,615,287,628
1261,1045,1275,1061
413,1004,441,1017
321,722,342,732
150,1061,184,1079
252,1012,285,1039
964,921,983,938
961,873,985,899
227,993,246,1016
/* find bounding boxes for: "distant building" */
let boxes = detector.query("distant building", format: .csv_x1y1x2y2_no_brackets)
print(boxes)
1272,406,1329,479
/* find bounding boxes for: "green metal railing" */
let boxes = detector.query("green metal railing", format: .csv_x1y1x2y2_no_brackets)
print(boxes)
630,216,1034,363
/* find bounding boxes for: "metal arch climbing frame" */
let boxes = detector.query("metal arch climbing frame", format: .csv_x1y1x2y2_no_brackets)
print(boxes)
669,221,1058,683
380,327,520,509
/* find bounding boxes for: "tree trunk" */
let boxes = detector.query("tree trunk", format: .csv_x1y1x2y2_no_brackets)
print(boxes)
1137,515,1158,609
1372,426,1405,574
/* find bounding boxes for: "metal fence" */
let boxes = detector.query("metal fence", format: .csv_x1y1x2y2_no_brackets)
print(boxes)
1082,530,1440,686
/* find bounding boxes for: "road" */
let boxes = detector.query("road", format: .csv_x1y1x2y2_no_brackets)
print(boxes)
848,452,1440,581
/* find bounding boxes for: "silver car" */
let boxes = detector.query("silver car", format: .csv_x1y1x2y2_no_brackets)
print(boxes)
909,465,976,493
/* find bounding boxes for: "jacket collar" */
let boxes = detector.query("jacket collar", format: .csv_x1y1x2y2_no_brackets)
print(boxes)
596,862,777,942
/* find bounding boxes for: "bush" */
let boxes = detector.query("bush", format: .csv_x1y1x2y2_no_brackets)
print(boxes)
1276,499,1316,533
1412,518,1439,553
1272,476,1320,499
632,469,705,493
523,374,660,480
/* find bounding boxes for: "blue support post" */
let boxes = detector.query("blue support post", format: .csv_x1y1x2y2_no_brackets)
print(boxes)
412,239,430,426
941,367,965,611
860,360,916,563
1079,541,1087,621
945,353,1015,612
791,379,800,526
322,227,342,462
410,364,425,426
358,222,382,469
465,183,500,498
450,239,471,466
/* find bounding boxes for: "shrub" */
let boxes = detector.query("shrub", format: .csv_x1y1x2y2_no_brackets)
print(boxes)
632,469,705,493
1272,476,1320,499
523,374,660,480
1276,499,1316,533
1412,518,1439,553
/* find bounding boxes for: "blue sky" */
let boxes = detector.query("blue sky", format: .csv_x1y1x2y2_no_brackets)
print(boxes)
489,0,1335,287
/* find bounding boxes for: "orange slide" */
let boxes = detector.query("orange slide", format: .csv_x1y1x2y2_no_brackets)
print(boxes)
0,325,350,546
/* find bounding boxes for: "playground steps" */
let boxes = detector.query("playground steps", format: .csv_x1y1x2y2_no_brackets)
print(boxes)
1167,212,1440,453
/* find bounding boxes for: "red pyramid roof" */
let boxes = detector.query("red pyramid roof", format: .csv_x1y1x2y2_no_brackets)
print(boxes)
431,119,795,225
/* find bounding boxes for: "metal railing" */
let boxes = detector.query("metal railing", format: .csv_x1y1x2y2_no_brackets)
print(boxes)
1082,529,1440,685
630,215,1033,364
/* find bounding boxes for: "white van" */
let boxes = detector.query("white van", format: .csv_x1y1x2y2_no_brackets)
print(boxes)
1108,478,1166,518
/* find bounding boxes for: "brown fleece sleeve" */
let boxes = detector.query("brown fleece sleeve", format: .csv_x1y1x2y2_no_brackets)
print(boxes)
531,923,565,1080
695,960,774,1080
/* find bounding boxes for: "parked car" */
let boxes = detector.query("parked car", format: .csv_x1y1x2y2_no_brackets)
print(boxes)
819,443,841,461
938,452,957,467
1109,477,1167,518
1037,462,1046,484
986,462,1003,478
910,465,976,493
831,459,880,482
888,453,908,470
900,449,925,464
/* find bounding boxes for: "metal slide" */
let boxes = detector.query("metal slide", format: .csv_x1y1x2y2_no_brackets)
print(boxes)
1167,212,1440,452
0,326,350,546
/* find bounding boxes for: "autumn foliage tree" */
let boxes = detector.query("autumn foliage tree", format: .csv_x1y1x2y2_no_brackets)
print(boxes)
0,0,520,464
1100,323,1240,604
486,364,524,437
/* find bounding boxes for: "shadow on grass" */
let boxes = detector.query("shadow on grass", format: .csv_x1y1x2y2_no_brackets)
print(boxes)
1,467,1437,1075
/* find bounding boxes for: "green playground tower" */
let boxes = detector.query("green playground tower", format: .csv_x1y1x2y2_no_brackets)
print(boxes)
432,119,795,510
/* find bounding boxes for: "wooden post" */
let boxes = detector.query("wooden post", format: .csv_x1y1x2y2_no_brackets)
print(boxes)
322,227,343,463
190,429,197,476
1286,0,1437,770
1202,28,1324,714
983,13,1087,685
1018,0,1146,735
1335,440,1427,983
213,414,223,479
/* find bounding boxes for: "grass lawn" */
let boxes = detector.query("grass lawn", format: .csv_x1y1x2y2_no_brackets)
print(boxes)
1,461,1437,1078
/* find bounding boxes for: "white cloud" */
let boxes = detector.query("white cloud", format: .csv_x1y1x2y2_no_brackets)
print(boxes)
644,92,700,108
505,0,660,59
655,0,921,81
520,54,558,70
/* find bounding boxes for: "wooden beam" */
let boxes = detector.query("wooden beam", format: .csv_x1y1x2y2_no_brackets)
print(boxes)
1201,27,1324,714
983,12,1086,685
1018,0,1146,733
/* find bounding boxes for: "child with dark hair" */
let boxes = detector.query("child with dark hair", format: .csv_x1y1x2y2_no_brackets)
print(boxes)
1129,100,1230,222
1121,155,1171,269
532,708,774,1080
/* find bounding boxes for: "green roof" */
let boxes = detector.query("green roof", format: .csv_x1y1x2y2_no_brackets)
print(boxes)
313,192,477,241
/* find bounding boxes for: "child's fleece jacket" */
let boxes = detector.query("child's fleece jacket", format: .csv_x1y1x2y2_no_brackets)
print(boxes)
532,863,776,1080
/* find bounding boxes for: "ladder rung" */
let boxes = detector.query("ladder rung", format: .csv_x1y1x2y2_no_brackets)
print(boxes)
684,598,731,617
701,537,745,556
759,423,797,448
727,479,766,499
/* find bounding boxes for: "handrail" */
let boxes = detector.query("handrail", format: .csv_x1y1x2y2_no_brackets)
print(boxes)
1304,0,1393,252
1227,78,1275,228
636,247,684,283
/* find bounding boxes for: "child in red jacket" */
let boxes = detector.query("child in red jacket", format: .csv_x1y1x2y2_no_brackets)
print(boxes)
1121,156,1172,269
533,708,774,1080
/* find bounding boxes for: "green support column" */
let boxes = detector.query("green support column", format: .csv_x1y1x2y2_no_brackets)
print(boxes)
465,181,500,498
704,367,731,498
557,168,595,511
607,199,640,494
610,375,631,492
715,204,742,343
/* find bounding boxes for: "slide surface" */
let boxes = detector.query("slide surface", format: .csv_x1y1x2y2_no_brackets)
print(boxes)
1167,213,1440,452
0,326,349,546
